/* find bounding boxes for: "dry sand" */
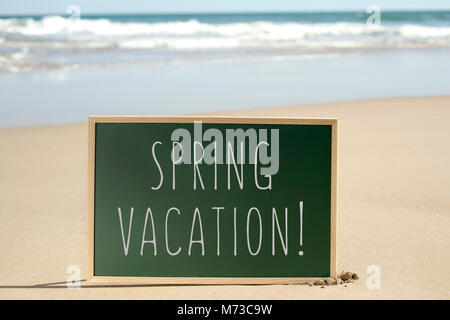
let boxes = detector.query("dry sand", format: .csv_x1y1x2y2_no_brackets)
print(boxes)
0,96,449,299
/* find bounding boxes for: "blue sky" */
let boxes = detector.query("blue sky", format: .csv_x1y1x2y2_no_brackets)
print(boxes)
1,0,449,15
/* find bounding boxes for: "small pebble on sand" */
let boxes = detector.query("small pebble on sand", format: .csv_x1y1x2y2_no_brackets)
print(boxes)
337,271,359,284
314,280,326,286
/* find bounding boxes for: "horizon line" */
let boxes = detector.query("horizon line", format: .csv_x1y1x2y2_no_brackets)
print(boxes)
1,8,450,17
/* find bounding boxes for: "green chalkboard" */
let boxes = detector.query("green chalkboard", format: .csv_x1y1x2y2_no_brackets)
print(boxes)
88,117,337,284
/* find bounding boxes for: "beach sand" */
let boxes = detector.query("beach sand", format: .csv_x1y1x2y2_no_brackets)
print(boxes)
0,96,449,299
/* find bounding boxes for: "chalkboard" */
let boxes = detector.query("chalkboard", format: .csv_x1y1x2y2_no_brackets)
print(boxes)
88,117,337,284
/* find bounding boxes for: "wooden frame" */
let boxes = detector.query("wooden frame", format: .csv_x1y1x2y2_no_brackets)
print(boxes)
88,116,338,284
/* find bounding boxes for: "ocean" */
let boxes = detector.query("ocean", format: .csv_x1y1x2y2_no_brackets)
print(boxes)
1,11,450,72
0,11,449,127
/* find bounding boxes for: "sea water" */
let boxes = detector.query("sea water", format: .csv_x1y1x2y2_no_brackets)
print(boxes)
0,11,449,126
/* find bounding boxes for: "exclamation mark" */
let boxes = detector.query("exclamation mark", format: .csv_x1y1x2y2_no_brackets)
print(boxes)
299,201,304,256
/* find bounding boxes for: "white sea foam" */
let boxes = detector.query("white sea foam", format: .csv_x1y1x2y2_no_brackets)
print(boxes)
1,16,450,45
1,16,449,71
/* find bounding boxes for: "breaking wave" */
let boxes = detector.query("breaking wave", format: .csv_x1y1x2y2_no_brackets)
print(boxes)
1,15,450,72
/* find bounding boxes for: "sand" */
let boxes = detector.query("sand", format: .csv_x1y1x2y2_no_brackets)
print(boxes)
0,96,449,299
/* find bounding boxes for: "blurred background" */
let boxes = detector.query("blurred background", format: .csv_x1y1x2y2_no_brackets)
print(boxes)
1,0,449,126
